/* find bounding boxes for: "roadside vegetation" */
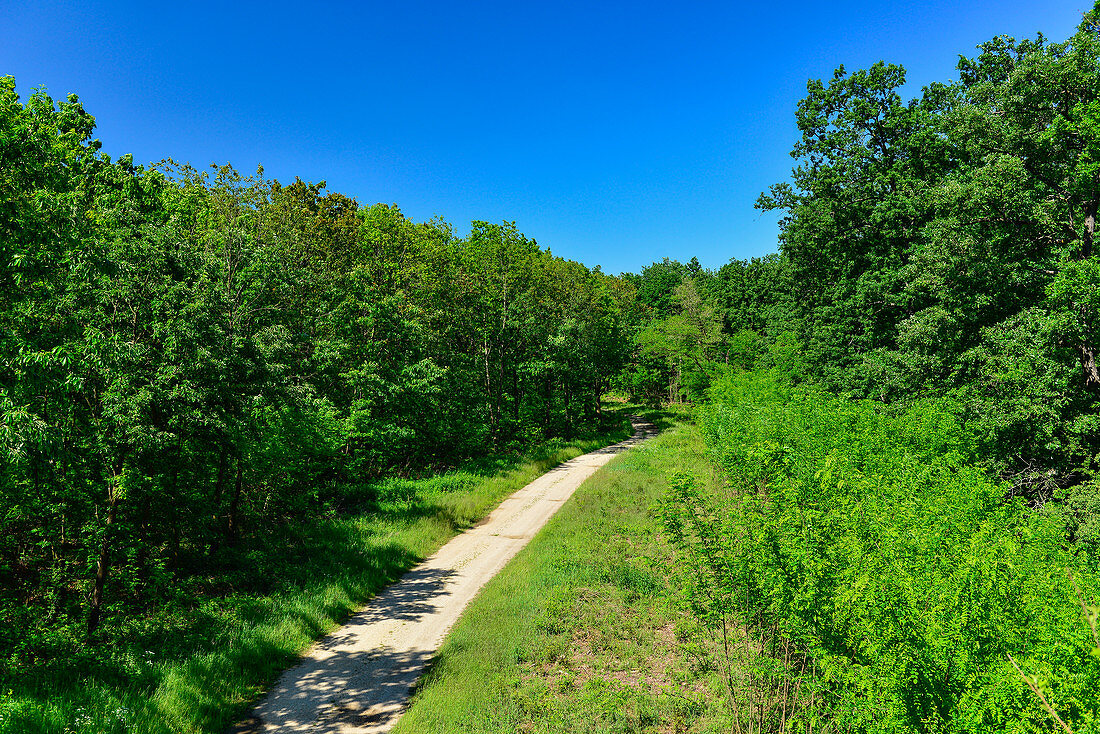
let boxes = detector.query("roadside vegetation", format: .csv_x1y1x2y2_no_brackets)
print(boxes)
666,369,1100,733
622,11,1100,729
397,9,1100,732
6,3,1100,733
0,413,632,733
1,71,638,732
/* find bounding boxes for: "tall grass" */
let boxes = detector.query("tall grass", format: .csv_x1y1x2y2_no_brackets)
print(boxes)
661,369,1100,733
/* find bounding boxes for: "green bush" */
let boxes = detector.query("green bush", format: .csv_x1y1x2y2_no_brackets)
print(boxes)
661,370,1100,733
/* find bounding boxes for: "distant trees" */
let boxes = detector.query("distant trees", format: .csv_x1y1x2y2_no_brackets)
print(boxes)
610,4,1100,520
646,12,1100,731
637,277,723,401
618,254,796,404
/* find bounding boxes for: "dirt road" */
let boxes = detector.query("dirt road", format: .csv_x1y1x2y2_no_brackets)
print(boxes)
231,417,656,734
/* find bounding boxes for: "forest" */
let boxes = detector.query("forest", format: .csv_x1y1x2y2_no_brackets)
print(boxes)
3,4,1100,733
0,73,640,730
651,8,1100,732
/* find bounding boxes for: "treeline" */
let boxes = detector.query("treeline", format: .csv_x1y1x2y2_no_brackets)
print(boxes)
6,3,1100,728
619,254,797,404
629,5,1100,492
757,8,1100,494
0,74,633,652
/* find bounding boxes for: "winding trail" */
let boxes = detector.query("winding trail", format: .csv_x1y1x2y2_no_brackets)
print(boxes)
231,417,657,734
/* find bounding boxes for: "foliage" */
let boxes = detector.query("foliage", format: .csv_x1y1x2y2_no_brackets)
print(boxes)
0,75,636,727
661,370,1100,733
0,418,632,733
620,254,794,404
757,4,1100,488
8,2,1100,729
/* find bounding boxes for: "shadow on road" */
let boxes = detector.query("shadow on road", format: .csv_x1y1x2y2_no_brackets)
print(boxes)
229,645,435,733
227,415,658,734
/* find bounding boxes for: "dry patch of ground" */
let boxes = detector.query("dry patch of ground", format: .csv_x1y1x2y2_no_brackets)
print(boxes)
515,583,715,734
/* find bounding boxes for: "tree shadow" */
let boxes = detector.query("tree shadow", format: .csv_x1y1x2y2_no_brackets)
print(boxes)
223,418,660,732
226,646,436,733
226,566,460,733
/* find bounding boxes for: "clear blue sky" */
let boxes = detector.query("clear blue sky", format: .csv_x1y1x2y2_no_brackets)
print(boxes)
0,1,1089,274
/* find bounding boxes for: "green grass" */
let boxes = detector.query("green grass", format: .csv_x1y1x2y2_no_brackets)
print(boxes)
0,413,636,734
392,409,734,734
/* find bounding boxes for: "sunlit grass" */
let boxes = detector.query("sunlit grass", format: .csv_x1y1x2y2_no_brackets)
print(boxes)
392,407,731,733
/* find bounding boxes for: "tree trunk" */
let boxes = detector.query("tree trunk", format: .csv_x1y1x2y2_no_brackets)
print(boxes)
209,446,229,554
483,339,497,438
513,367,520,422
563,384,573,439
1078,343,1100,390
213,446,228,510
1071,196,1099,391
1083,198,1096,260
226,456,244,547
498,344,505,424
544,376,553,434
87,465,122,636
135,489,151,600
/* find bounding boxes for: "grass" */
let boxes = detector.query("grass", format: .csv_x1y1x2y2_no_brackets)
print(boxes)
391,408,736,734
0,412,636,734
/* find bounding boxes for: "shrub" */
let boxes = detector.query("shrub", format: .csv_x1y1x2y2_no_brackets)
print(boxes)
661,371,1100,733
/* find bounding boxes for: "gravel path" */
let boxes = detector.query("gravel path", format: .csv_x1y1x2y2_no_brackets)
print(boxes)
230,417,656,734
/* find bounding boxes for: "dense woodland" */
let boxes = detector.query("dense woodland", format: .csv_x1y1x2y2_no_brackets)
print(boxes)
0,74,635,650
635,5,1100,498
4,4,1100,733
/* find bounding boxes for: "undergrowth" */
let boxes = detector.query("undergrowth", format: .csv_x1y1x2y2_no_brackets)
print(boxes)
0,411,634,734
660,369,1100,733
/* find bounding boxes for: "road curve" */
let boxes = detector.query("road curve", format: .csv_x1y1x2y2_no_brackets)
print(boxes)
230,417,657,734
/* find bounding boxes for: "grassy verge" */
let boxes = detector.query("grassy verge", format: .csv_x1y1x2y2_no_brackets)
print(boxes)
1,413,635,734
391,408,734,734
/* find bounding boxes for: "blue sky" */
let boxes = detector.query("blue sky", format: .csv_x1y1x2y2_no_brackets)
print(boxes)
0,1,1089,274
